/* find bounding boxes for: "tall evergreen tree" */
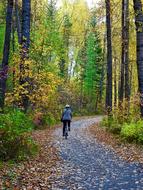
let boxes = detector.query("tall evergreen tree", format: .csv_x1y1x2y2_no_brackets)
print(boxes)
84,14,103,111
76,32,87,111
60,14,72,78
46,0,57,62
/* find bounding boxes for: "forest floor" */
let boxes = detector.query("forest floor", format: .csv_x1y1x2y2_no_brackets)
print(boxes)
0,116,143,189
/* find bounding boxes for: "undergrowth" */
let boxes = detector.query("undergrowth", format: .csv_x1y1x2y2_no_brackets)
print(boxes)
101,97,143,145
0,109,38,161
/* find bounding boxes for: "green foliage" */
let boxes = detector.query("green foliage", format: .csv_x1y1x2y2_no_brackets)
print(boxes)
102,96,143,144
121,121,143,144
101,116,121,134
78,13,104,113
0,109,37,161
102,113,143,144
0,109,34,134
0,1,6,24
84,32,96,94
43,113,57,127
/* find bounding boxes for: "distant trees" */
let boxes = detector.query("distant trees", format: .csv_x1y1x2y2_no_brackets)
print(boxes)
60,14,72,78
75,12,104,113
84,17,103,111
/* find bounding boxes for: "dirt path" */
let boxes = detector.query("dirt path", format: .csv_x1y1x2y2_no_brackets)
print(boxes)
48,117,143,190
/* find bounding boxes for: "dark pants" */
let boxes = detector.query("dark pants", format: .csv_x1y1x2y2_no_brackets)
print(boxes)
63,120,71,136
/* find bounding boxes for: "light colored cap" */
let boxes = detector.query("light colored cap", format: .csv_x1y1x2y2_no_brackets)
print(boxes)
65,104,70,108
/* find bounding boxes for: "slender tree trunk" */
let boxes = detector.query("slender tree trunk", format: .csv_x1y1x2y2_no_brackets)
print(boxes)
20,0,31,112
32,0,37,37
99,35,106,103
15,0,22,44
124,0,130,116
120,0,130,104
21,0,30,58
130,62,133,95
12,7,16,53
114,57,117,107
133,0,143,117
99,64,105,103
124,0,130,102
0,0,13,111
59,58,66,77
105,0,112,114
79,79,83,112
95,92,99,112
119,0,125,104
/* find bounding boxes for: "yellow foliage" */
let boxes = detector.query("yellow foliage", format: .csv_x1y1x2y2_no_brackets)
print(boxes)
6,54,62,115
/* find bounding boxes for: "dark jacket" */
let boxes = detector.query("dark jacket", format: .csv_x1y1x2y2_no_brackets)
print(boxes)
62,108,72,121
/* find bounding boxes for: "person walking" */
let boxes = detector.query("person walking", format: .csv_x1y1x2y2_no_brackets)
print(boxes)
61,104,72,136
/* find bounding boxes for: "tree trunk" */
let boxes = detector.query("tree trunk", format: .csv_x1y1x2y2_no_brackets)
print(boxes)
129,61,133,96
12,8,16,52
99,64,105,103
21,0,30,58
20,0,31,112
124,0,130,101
119,0,125,104
99,35,106,103
133,0,143,117
0,0,13,110
114,56,117,107
105,0,112,114
119,0,130,107
79,79,83,112
15,0,22,44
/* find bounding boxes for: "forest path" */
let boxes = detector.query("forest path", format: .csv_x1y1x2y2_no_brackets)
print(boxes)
48,117,143,190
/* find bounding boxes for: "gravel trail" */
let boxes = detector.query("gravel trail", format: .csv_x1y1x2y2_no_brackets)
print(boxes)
49,117,143,190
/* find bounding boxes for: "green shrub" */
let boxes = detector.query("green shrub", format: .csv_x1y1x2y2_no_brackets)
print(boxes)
121,120,143,144
101,117,121,134
0,109,37,161
43,113,56,126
